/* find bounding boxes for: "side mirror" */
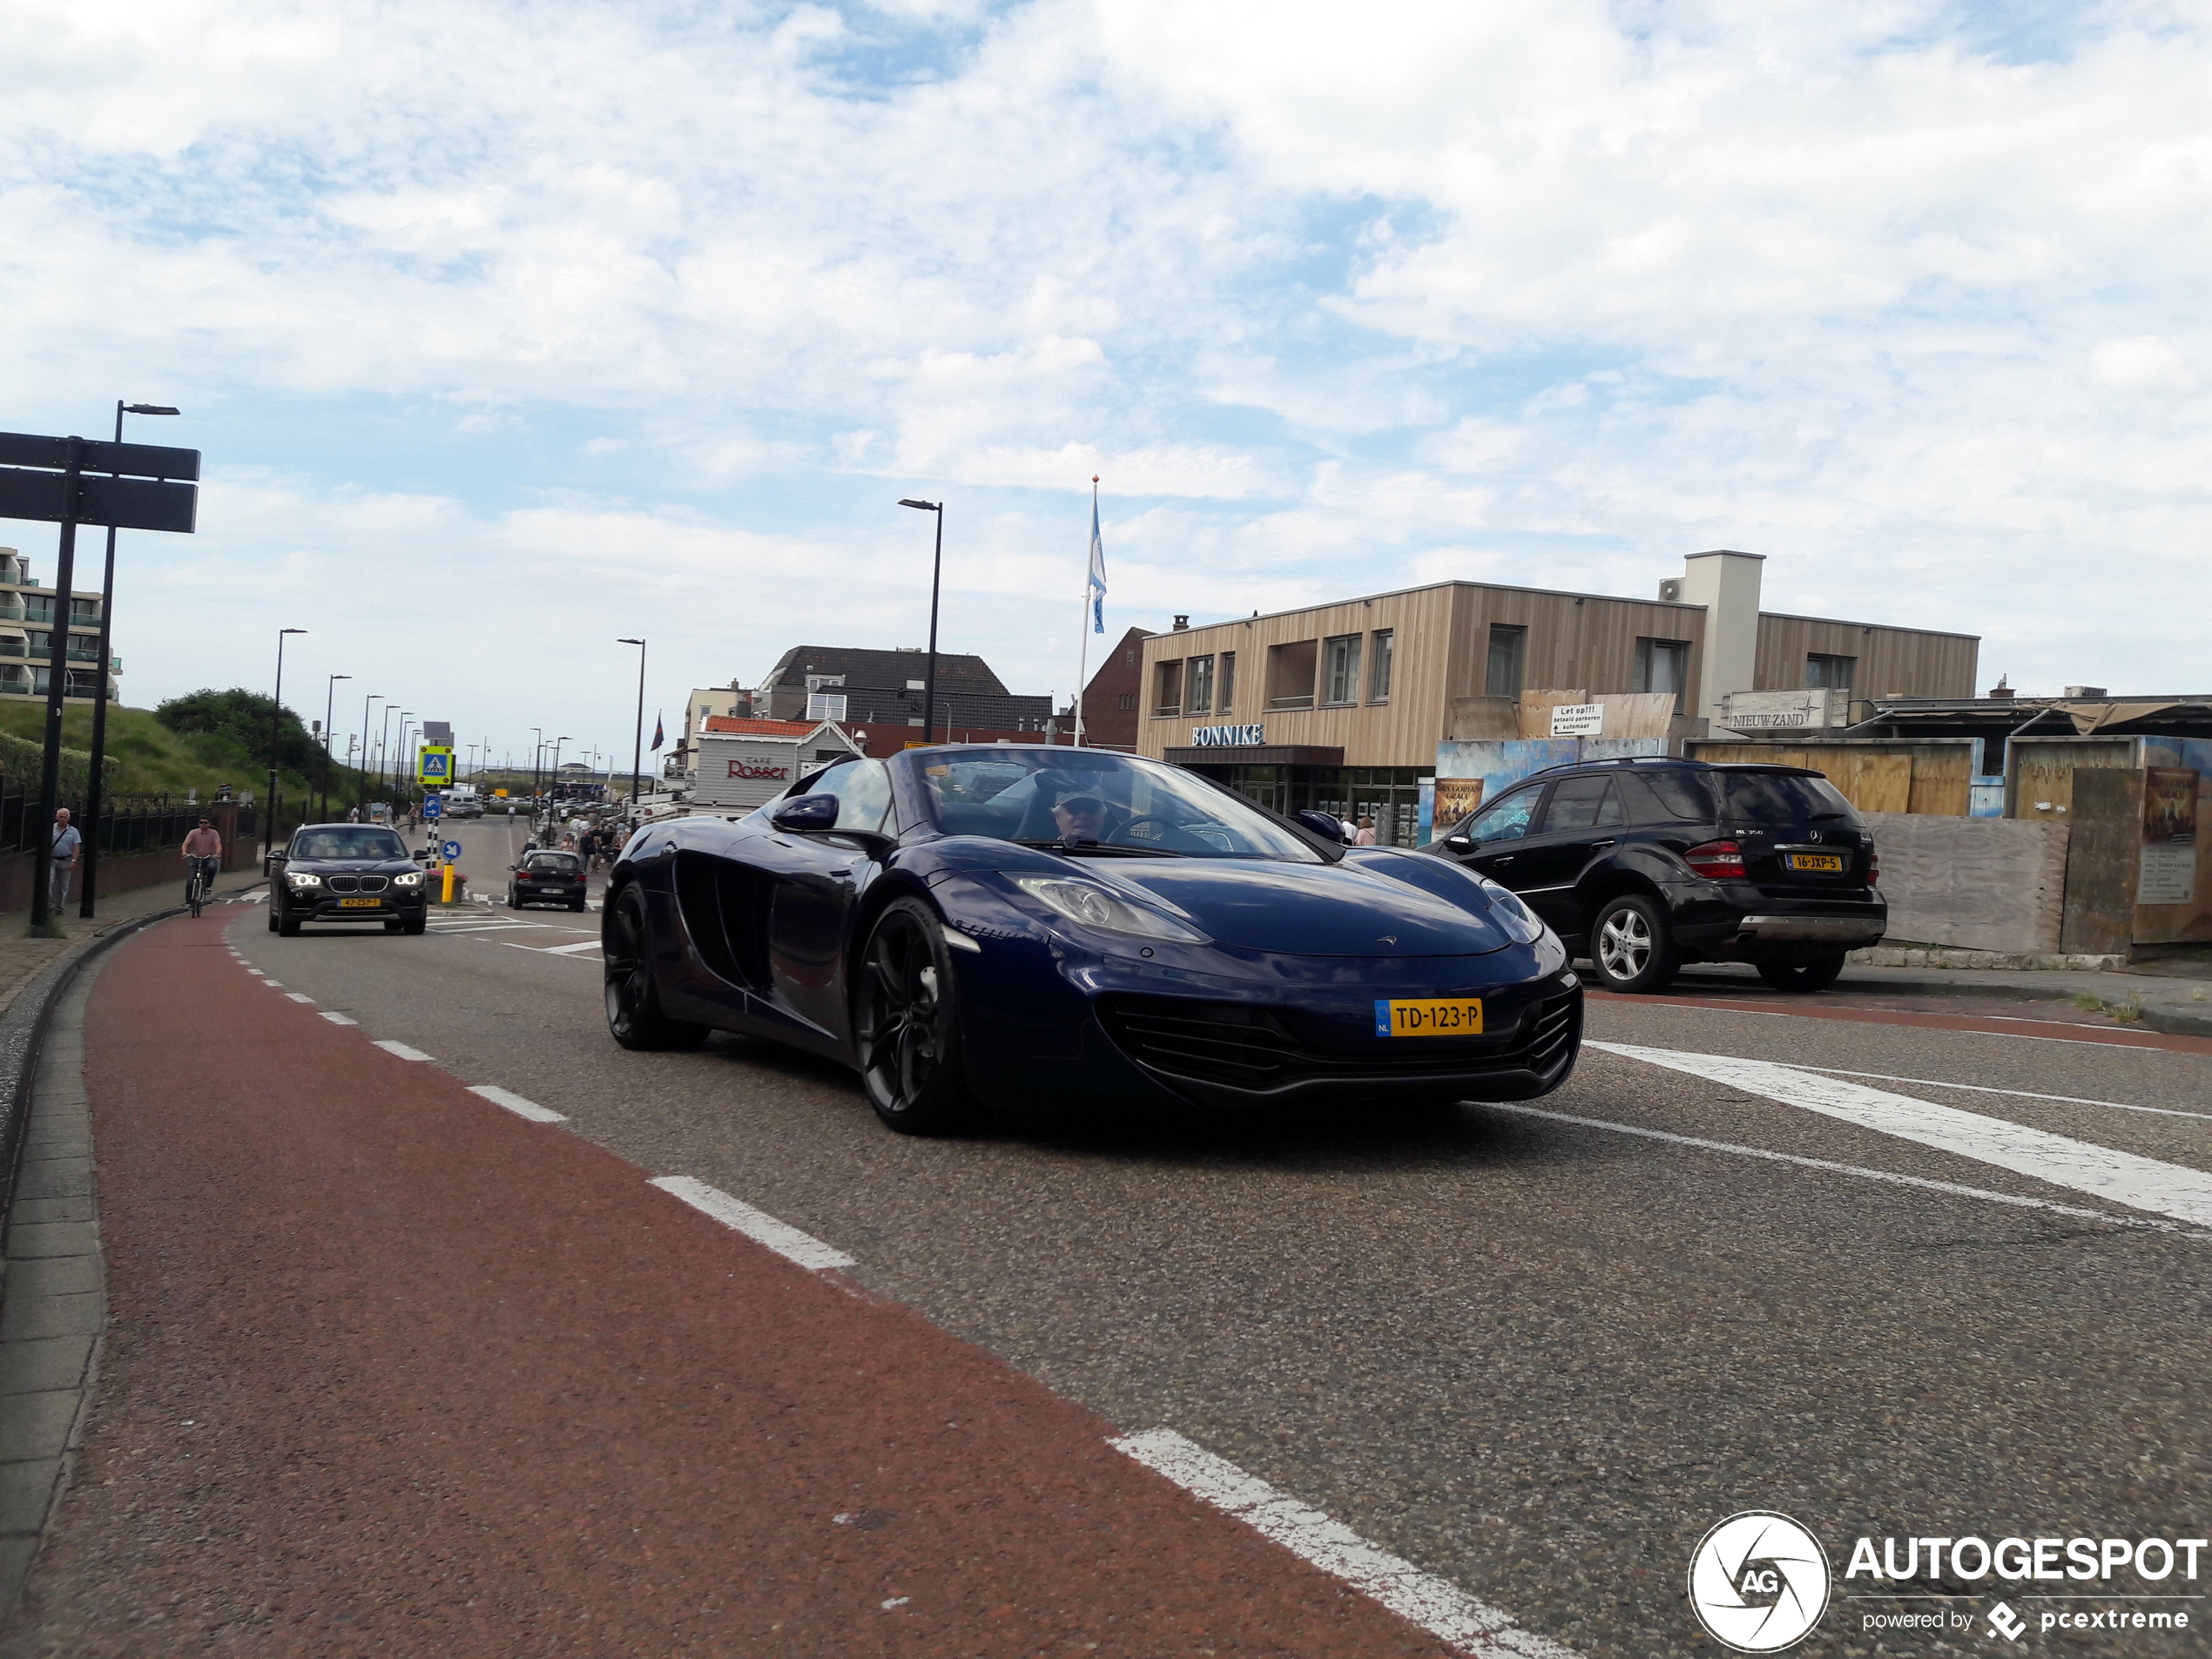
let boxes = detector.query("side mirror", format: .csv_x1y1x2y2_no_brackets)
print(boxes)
771,792,840,833
1444,833,1474,853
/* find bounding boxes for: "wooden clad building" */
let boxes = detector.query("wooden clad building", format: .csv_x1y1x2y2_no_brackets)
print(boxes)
1138,552,1979,845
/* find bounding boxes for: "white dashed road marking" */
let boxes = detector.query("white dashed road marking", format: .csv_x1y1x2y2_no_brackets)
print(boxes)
372,1039,434,1062
286,993,315,1004
648,1177,857,1271
1111,1428,1575,1659
502,939,601,957
320,1012,358,1026
468,1084,567,1123
1591,1041,2212,1230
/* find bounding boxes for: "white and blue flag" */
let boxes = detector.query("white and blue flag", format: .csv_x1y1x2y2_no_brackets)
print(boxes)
1087,497,1107,634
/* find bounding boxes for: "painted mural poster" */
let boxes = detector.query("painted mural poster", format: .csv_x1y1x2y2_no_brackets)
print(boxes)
2137,765,2199,906
1433,777,1484,830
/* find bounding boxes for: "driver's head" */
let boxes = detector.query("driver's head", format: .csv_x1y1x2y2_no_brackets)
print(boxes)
1052,792,1105,840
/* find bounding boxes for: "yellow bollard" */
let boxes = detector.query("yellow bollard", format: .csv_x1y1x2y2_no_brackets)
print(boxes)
442,863,455,904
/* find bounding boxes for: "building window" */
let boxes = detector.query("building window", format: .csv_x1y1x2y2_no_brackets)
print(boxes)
1265,640,1318,710
69,597,98,622
1217,651,1236,714
1321,634,1362,705
1153,659,1184,716
1187,655,1215,715
1806,653,1856,691
1485,625,1525,698
1369,630,1393,702
1116,692,1136,711
1635,637,1691,711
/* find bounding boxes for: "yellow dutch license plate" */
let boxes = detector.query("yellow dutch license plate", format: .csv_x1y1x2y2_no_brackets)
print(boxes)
1377,997,1485,1037
1784,853,1844,873
338,896,381,908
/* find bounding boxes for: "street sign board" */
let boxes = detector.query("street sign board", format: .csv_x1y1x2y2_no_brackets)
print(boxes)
0,469,199,533
442,840,462,861
422,795,442,819
417,745,453,785
0,433,201,479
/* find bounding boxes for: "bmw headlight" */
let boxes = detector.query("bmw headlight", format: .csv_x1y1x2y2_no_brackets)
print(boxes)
1478,877,1548,945
287,872,321,888
1010,875,1210,943
393,870,425,888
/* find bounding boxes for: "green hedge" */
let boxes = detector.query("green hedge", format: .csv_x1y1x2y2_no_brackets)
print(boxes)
0,730,116,798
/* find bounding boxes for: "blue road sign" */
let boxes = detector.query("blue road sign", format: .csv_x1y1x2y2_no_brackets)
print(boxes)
422,795,442,819
442,840,462,860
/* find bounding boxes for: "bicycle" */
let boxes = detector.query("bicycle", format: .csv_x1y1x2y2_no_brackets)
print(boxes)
185,857,219,918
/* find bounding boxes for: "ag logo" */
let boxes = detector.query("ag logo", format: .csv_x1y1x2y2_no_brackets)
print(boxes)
1688,1511,1831,1652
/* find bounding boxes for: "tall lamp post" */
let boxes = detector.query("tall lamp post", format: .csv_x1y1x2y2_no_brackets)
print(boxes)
320,673,350,820
391,713,413,805
79,400,181,917
266,628,306,859
617,637,648,806
377,705,399,811
897,498,945,743
529,725,543,813
357,692,381,816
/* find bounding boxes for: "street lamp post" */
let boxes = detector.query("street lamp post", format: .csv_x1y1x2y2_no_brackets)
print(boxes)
377,705,398,811
358,693,381,816
529,725,543,814
79,400,180,917
267,629,306,859
897,498,945,743
391,712,413,806
618,638,647,806
320,673,350,821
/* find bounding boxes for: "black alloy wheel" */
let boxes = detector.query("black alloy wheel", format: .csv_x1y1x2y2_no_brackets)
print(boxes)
266,900,280,933
401,915,427,936
569,895,587,913
508,887,523,909
1588,893,1680,994
1756,954,1847,993
602,887,708,1051
384,918,404,934
854,897,977,1136
278,907,302,937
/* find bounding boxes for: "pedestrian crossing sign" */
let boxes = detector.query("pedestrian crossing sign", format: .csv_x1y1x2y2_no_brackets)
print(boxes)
418,745,453,784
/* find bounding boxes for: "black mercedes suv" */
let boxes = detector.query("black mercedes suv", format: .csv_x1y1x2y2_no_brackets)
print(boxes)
1428,758,1884,994
268,823,431,936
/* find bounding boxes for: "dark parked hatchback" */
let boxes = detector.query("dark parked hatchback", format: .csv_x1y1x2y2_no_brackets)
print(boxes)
509,851,587,911
1429,759,1884,993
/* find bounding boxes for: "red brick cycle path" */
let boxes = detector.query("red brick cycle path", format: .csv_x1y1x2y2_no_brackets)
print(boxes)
2,914,1460,1658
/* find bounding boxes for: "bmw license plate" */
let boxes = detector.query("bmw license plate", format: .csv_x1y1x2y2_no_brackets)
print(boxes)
338,897,380,908
1377,998,1485,1037
1784,853,1845,873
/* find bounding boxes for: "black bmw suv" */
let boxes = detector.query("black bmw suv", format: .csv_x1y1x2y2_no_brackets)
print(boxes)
268,822,430,936
1429,758,1884,994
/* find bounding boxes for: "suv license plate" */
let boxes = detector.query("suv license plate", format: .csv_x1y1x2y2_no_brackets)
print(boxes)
338,896,381,908
1784,853,1845,873
1376,998,1485,1037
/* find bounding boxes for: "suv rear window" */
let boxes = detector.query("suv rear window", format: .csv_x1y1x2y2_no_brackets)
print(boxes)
1719,772,1858,824
1622,771,1717,822
523,853,580,872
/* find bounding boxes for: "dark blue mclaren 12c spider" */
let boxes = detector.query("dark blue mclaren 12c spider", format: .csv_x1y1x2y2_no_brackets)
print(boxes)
603,745,1583,1134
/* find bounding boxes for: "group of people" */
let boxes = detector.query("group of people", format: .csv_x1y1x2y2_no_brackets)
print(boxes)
1337,813,1379,846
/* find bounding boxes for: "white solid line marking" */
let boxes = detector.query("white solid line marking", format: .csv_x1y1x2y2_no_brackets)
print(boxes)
372,1039,434,1062
1786,1066,2212,1123
648,1177,856,1271
468,1084,567,1123
1110,1428,1575,1658
320,1012,358,1026
502,939,601,956
1480,1103,2180,1233
286,993,315,1004
1589,1041,2212,1229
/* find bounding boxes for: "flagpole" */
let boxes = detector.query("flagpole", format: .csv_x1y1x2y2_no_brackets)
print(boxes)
1074,475,1098,747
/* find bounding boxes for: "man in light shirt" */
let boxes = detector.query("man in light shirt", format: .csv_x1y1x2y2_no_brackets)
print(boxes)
182,817,223,903
49,808,81,914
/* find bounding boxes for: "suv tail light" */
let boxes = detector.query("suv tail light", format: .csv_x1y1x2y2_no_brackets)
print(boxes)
1867,847,1879,886
1683,840,1744,880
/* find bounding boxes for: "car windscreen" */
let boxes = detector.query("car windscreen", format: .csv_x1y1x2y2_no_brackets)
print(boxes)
915,750,1322,860
291,827,408,860
1720,772,1858,824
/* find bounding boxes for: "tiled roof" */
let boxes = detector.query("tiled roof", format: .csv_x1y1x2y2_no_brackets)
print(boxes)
700,717,819,737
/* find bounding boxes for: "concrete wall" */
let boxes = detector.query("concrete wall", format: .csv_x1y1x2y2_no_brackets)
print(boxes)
1863,811,2069,954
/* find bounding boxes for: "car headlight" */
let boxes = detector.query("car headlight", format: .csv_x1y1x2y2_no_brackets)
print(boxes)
287,872,321,888
1010,874,1210,943
393,870,425,888
1477,877,1548,946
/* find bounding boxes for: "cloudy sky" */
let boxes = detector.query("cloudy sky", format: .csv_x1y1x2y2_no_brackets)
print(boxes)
3,0,2206,770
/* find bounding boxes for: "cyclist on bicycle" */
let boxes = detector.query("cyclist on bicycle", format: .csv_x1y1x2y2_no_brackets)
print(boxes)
182,817,223,904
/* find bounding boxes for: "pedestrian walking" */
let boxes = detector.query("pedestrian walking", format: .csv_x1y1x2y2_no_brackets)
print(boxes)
1354,816,1378,846
48,807,82,915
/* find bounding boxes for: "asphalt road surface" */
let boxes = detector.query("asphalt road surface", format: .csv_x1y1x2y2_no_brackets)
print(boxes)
10,812,2210,1657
